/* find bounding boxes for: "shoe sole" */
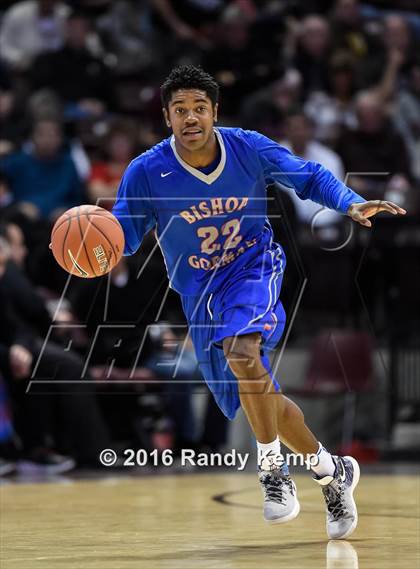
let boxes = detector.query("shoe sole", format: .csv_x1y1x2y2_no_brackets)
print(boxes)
327,456,360,540
266,498,301,525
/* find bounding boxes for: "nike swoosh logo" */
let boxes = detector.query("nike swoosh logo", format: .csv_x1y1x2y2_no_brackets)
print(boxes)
339,461,346,482
161,171,173,178
68,249,89,277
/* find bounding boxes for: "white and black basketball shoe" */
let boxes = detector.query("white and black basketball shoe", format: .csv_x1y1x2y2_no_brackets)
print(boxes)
258,464,300,524
314,455,360,539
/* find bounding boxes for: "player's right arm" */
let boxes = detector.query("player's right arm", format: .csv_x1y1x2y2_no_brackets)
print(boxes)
112,160,156,255
245,130,406,225
244,129,365,215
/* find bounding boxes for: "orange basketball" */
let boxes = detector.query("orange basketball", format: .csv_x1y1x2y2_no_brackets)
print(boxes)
50,205,125,278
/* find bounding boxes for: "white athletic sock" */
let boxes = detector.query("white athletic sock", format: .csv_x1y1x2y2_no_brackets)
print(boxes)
257,436,283,471
311,442,336,478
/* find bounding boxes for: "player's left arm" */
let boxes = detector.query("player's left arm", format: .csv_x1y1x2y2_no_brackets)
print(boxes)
246,130,407,226
112,160,156,255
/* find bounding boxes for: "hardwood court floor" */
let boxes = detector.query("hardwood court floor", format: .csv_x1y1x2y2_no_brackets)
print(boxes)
1,472,419,569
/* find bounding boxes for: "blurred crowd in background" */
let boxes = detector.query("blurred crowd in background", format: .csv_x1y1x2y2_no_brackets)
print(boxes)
0,0,419,475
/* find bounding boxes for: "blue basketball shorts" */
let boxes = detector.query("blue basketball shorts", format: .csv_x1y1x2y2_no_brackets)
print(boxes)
181,243,286,420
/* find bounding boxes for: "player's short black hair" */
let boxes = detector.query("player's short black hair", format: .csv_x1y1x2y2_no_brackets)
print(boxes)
160,65,219,109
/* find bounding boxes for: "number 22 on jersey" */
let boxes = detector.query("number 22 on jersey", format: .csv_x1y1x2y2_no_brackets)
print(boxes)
197,219,242,254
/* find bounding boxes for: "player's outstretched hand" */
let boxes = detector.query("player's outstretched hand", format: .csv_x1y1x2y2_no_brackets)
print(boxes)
347,201,407,228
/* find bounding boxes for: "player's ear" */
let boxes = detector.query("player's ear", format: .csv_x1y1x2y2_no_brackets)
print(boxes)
213,103,218,123
162,108,171,128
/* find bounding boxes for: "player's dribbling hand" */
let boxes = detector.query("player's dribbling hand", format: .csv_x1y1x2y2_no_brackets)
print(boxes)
347,200,407,228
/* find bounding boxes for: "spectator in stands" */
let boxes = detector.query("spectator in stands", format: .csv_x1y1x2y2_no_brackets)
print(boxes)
0,236,72,474
0,118,83,218
145,325,199,453
203,4,280,118
24,89,92,183
337,91,412,204
0,234,111,470
95,0,156,75
0,62,25,155
383,14,413,70
329,0,368,59
283,110,345,181
0,0,69,71
0,88,19,156
31,9,115,118
359,14,415,90
292,15,332,97
0,218,78,343
145,324,230,455
307,22,412,146
70,255,162,368
151,0,223,47
1,222,27,268
88,121,138,208
394,57,420,183
0,218,77,348
0,173,63,296
304,51,358,145
280,109,343,227
240,70,302,140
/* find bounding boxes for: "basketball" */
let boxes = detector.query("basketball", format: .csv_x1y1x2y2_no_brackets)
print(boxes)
50,205,125,278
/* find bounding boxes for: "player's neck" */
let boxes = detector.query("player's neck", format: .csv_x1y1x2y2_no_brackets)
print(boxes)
175,132,219,169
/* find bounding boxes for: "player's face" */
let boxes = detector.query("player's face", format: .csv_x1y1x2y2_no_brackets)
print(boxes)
163,89,218,152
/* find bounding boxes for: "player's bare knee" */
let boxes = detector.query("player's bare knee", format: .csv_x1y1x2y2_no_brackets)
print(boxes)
223,333,262,378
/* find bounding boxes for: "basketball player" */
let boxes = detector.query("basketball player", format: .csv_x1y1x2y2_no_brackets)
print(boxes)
112,66,406,539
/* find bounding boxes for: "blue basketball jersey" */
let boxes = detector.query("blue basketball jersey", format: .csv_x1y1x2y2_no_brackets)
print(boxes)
112,127,364,295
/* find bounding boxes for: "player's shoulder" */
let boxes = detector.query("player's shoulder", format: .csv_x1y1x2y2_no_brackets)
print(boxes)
124,137,172,175
218,126,254,143
217,127,266,157
218,126,275,149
